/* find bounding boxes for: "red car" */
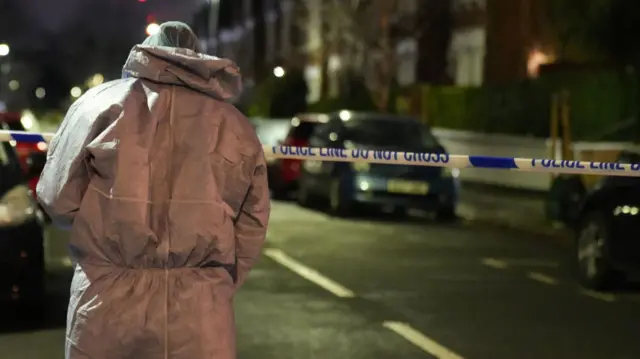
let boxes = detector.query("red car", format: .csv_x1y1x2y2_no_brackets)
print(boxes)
0,112,48,197
270,113,327,198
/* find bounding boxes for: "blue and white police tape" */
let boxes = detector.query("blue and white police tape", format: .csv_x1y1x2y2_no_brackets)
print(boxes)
270,145,640,177
3,130,640,177
0,130,53,143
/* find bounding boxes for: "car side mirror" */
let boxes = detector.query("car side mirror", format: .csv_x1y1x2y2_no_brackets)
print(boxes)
26,152,47,178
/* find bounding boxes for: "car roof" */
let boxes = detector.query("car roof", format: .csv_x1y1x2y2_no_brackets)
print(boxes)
329,111,420,123
293,113,329,123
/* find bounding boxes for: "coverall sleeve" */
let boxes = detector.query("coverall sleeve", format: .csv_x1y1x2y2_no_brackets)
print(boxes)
234,148,271,289
36,101,99,228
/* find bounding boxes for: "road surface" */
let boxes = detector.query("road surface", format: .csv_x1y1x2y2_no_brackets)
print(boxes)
1,201,639,359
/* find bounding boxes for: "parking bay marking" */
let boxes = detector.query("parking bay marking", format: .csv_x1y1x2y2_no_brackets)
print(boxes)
580,289,616,302
527,272,559,285
481,258,509,269
265,248,465,357
263,248,356,298
383,321,465,359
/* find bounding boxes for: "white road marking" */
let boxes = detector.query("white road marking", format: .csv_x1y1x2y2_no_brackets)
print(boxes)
490,258,559,267
527,272,559,285
263,248,356,298
383,321,465,359
481,258,508,269
456,204,476,221
580,290,616,302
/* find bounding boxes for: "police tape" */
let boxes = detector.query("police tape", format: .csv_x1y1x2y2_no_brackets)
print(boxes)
3,130,639,177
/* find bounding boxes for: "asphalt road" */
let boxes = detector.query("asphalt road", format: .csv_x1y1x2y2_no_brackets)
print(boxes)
2,201,640,359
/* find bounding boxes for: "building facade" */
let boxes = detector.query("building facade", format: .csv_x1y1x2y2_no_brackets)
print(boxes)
191,0,296,104
450,0,556,86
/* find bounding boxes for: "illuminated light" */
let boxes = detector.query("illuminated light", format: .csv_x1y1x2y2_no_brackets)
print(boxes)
291,117,300,127
329,132,338,141
8,80,19,91
37,142,48,151
339,110,351,121
70,86,82,98
622,205,631,214
146,23,161,36
20,110,35,130
88,73,104,87
527,49,553,78
35,87,46,99
631,207,639,215
9,140,16,147
443,168,460,178
359,180,370,191
273,66,285,78
0,43,9,56
138,0,146,2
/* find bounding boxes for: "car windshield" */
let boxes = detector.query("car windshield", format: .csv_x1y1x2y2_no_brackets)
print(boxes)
289,121,317,140
254,119,291,146
343,117,440,149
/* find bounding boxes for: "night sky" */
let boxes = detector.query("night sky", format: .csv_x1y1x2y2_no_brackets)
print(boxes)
11,0,203,45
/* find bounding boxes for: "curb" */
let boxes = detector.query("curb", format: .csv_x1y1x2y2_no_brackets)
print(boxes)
456,203,574,248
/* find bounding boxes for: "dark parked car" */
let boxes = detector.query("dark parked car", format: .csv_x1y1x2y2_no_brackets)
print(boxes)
575,151,640,290
0,137,47,315
269,113,327,198
297,111,459,218
0,111,48,198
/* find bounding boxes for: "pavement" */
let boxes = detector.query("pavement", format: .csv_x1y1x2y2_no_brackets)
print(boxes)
1,199,640,358
457,183,571,242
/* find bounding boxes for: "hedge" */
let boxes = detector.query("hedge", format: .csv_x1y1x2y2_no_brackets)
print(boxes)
420,68,637,141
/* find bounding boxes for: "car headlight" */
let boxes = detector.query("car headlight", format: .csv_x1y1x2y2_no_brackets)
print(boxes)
442,168,460,178
351,162,370,172
0,185,38,228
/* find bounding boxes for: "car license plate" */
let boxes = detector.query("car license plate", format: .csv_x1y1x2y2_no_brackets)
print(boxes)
386,180,429,195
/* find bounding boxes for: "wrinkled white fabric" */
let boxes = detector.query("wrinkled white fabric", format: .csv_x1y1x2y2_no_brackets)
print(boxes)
37,44,270,359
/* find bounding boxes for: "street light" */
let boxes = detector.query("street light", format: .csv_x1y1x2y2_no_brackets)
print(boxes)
0,44,9,57
146,23,160,36
70,86,82,98
273,66,285,78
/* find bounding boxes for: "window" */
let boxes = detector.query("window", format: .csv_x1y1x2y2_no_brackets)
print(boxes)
450,28,486,87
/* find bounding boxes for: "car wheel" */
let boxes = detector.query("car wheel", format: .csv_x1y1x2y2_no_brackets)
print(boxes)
576,212,621,290
435,205,457,222
328,179,352,217
297,182,311,207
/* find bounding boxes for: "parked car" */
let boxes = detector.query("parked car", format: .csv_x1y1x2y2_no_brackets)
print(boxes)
574,151,640,290
0,111,48,198
0,138,47,316
297,111,459,218
269,113,328,198
250,118,292,197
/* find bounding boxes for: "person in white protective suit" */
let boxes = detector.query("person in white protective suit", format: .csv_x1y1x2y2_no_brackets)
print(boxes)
37,21,270,359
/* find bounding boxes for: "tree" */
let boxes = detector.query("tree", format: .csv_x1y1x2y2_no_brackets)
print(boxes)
590,0,640,66
545,0,613,61
297,0,423,111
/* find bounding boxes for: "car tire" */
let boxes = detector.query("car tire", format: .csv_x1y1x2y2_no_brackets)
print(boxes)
576,211,622,290
328,179,352,217
297,182,311,207
435,206,457,222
